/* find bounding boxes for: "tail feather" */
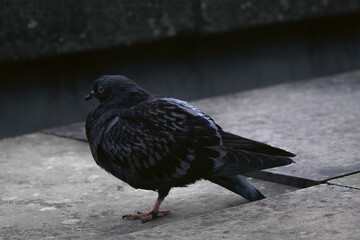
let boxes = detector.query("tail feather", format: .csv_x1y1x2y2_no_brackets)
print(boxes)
208,175,265,201
214,148,294,176
209,131,294,200
221,131,295,157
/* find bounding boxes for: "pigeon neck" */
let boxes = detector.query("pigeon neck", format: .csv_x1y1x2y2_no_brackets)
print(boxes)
106,93,152,108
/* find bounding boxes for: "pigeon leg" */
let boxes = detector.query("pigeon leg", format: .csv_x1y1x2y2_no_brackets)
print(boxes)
122,189,170,223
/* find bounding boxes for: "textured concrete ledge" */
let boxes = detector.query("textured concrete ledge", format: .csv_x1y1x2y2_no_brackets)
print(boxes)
328,173,360,190
3,69,360,238
43,122,87,142
2,0,360,61
192,70,360,184
0,133,297,240
116,184,360,240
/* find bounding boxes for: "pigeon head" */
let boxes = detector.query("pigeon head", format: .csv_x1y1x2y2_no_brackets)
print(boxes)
85,75,151,106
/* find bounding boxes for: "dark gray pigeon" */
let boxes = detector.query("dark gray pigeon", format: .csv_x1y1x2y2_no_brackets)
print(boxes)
85,75,295,223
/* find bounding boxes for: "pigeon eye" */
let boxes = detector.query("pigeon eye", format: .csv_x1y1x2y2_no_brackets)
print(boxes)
98,86,104,93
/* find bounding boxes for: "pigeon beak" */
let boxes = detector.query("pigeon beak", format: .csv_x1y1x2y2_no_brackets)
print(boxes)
85,90,94,101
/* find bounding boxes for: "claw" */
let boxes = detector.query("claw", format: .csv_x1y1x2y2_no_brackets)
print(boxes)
123,209,170,223
158,210,170,216
140,214,154,223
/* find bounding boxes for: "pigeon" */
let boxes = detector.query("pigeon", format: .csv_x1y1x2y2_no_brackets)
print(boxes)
85,75,295,223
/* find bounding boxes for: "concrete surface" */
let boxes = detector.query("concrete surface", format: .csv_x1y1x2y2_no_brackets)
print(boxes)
116,184,360,240
329,173,360,189
43,122,87,142
192,70,360,184
0,133,297,240
44,70,360,186
2,0,360,62
2,69,360,239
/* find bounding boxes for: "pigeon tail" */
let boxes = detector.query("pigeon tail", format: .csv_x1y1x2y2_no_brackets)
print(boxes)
208,175,265,201
221,131,295,157
214,148,294,177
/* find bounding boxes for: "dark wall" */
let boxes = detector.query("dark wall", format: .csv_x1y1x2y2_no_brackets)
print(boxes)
1,13,360,139
2,0,360,62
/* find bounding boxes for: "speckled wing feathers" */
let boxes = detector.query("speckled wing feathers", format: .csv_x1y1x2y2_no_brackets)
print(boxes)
99,99,226,188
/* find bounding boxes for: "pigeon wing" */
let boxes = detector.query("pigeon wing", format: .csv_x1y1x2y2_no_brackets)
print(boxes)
98,99,226,185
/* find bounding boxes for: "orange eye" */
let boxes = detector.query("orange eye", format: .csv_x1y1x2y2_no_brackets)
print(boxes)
98,86,104,93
